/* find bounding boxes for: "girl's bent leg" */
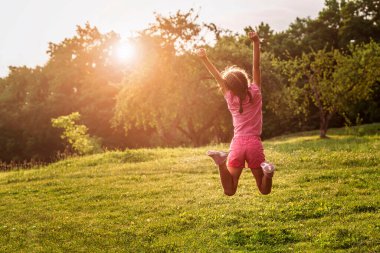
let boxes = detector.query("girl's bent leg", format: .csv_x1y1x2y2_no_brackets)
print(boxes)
207,150,243,196
218,163,243,196
250,168,273,195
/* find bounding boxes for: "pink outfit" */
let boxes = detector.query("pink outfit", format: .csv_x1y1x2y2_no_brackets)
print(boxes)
224,84,262,136
228,136,265,169
224,84,265,169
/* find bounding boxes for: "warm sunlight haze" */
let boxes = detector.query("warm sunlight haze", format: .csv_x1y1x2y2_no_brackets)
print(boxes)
114,41,136,62
0,0,326,77
1,1,379,252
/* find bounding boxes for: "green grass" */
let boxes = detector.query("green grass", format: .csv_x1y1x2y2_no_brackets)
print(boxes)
1,124,379,252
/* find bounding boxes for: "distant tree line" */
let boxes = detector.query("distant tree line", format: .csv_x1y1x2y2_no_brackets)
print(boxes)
0,0,379,162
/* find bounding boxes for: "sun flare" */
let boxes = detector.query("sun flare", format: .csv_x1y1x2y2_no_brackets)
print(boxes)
115,41,135,61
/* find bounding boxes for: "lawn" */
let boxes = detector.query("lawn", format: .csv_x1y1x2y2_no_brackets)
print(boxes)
0,124,379,252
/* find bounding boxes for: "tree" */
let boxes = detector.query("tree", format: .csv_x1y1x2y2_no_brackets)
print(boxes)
268,0,380,59
281,41,380,138
244,23,274,52
0,66,61,162
0,23,128,162
44,23,126,148
333,41,380,122
113,9,231,146
339,0,380,47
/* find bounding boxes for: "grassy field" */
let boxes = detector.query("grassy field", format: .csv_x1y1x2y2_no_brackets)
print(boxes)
0,124,379,252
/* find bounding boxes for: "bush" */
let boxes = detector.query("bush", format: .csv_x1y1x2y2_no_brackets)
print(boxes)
51,112,102,155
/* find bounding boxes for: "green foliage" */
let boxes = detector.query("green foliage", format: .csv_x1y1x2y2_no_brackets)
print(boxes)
113,9,230,146
51,112,102,155
339,0,380,46
0,124,379,252
44,23,125,147
0,23,126,162
268,0,380,58
2,1,380,161
0,66,61,162
280,41,380,137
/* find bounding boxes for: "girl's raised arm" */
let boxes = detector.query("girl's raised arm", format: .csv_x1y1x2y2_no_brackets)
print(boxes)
249,31,261,89
197,48,227,93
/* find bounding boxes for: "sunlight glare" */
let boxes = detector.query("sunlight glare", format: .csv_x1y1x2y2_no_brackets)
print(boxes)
115,41,135,62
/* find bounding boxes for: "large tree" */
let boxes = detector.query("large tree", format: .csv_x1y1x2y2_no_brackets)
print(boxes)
113,10,230,146
282,41,380,138
268,0,380,58
44,23,126,148
0,24,127,162
0,66,61,161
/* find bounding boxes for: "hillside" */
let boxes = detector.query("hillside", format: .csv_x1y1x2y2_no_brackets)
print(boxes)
0,124,379,252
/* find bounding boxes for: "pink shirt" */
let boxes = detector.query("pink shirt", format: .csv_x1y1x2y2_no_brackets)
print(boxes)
224,84,262,137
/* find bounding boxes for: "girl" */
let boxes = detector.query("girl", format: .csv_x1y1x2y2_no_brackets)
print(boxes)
198,31,275,196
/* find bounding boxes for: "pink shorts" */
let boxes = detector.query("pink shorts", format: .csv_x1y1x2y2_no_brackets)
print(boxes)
227,135,265,169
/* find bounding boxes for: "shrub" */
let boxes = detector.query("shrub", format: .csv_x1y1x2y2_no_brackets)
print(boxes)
51,112,102,155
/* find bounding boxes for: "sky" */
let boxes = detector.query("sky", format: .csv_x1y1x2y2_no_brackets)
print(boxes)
0,0,325,77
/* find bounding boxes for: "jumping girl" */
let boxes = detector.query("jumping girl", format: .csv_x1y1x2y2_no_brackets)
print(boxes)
198,31,275,196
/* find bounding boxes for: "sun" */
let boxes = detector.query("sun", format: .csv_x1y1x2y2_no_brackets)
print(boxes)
115,41,135,61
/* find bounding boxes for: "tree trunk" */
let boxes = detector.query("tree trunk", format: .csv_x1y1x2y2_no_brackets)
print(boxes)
319,110,334,138
320,125,328,138
319,111,327,138
175,104,225,146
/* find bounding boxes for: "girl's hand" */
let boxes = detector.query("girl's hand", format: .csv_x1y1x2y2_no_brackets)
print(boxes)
197,48,207,58
248,31,260,43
